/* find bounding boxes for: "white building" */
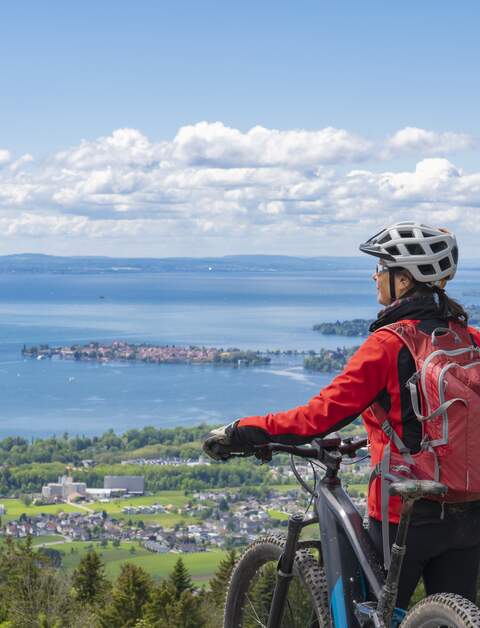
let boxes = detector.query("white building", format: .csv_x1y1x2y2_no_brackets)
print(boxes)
41,475,87,501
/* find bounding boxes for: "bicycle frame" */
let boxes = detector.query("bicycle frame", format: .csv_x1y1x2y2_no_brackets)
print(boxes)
267,473,410,628
316,475,398,627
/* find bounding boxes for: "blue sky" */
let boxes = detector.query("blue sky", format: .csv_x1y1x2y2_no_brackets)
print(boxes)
0,1,479,257
2,1,479,153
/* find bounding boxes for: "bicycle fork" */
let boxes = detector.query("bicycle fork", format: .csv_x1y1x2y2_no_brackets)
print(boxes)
266,513,305,628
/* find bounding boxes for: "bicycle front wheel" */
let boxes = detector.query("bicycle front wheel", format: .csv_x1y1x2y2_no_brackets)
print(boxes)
223,534,330,628
401,593,480,627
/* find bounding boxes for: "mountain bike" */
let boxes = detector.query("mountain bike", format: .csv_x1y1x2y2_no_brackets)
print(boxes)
223,434,480,627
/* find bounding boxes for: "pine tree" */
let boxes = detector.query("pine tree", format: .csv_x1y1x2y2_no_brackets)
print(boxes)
100,563,153,628
209,549,237,609
169,557,193,599
0,538,90,627
168,589,206,628
143,580,176,625
144,581,206,628
72,549,109,605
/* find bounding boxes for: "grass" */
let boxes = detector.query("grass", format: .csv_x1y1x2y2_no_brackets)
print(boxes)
56,540,226,583
0,487,304,586
0,499,87,523
32,534,65,545
345,483,368,495
87,490,190,512
270,483,299,493
267,509,289,521
120,513,194,528
103,549,226,583
0,492,195,527
85,491,198,527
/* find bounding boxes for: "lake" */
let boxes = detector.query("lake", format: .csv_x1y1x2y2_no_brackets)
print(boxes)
0,267,478,437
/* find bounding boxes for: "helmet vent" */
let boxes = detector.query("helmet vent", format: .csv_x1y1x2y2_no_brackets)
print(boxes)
430,241,448,253
360,222,458,284
406,243,425,255
418,264,436,275
439,257,451,271
386,245,401,256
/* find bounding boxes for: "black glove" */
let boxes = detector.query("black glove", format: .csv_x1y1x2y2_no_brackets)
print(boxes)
203,421,256,461
203,421,274,462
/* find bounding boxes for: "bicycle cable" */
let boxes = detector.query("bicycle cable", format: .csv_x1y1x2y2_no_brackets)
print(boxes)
290,454,317,497
341,453,370,466
302,460,320,514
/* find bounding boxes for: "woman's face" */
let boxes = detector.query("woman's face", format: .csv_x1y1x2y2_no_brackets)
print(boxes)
372,265,392,305
372,264,413,306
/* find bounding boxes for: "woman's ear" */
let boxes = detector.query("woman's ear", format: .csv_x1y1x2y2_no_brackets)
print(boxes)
400,273,411,287
397,271,414,295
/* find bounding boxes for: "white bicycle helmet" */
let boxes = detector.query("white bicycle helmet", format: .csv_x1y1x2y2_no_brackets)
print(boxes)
359,221,458,284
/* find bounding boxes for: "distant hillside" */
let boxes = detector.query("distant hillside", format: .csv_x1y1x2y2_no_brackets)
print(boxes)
0,253,374,274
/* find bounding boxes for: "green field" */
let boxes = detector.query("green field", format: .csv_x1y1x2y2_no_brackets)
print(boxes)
87,490,191,513
345,483,368,495
0,499,86,522
0,487,303,586
0,534,66,546
32,534,65,545
0,491,197,528
85,491,197,527
268,509,289,520
56,540,226,583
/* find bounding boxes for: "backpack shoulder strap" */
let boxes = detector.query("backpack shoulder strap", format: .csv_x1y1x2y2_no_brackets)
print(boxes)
372,319,423,361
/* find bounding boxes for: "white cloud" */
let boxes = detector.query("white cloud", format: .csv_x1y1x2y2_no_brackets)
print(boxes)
54,128,169,169
0,124,479,255
0,149,11,165
9,153,34,172
387,127,474,155
172,121,373,167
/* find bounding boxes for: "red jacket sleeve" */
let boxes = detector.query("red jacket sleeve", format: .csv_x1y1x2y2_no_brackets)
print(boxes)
468,325,480,346
237,333,391,443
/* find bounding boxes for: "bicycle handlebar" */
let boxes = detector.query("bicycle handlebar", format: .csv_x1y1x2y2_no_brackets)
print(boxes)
257,434,368,460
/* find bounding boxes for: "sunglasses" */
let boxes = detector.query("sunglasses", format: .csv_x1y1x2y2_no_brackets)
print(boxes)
375,263,389,275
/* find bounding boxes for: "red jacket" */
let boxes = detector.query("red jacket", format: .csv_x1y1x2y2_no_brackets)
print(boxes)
237,319,480,523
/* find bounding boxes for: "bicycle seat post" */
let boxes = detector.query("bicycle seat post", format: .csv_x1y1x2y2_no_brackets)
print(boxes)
377,480,447,625
376,498,414,625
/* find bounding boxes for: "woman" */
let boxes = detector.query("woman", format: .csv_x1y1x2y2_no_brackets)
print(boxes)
203,221,480,609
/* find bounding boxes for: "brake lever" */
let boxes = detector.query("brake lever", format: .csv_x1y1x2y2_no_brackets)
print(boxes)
254,447,272,463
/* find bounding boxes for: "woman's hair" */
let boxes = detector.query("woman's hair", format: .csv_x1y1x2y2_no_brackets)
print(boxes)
395,268,469,326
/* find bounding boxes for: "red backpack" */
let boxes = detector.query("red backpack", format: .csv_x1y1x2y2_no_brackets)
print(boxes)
370,320,480,568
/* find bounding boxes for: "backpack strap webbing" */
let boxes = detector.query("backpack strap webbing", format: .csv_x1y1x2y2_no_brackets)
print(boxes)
406,371,467,424
369,399,415,570
378,420,414,570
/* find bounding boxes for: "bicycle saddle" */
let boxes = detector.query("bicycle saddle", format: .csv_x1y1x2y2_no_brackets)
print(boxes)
389,479,447,500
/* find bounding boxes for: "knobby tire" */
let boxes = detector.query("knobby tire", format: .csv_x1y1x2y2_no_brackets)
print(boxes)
223,533,330,628
401,593,480,627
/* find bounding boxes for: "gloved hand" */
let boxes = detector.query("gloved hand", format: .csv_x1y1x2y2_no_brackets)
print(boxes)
203,421,255,461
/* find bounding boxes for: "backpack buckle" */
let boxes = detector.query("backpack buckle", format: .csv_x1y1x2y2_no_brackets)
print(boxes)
406,371,420,388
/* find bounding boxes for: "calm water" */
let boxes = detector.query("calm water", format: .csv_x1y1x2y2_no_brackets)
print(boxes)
0,268,478,438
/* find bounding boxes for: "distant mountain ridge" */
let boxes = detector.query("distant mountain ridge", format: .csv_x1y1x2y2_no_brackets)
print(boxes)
0,253,478,274
0,253,375,274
